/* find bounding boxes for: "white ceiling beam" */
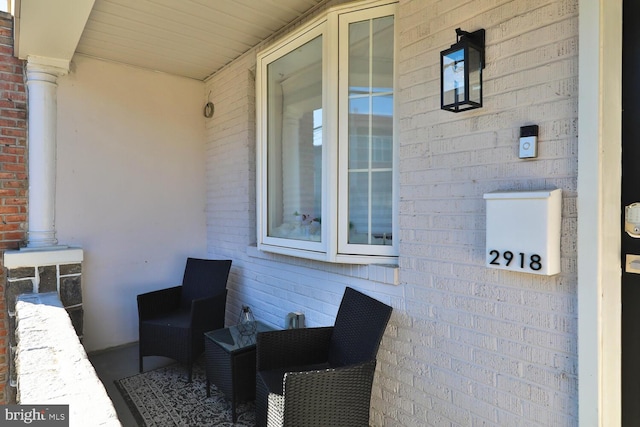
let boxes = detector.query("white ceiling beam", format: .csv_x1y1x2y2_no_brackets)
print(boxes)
14,0,96,68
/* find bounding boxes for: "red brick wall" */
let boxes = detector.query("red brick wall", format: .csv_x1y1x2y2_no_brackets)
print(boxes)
0,11,27,404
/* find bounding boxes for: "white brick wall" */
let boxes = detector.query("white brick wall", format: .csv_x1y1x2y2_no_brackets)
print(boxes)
204,0,579,425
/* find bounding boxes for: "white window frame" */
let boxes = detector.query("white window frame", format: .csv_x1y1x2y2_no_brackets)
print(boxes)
256,0,398,264
337,4,397,259
257,21,328,260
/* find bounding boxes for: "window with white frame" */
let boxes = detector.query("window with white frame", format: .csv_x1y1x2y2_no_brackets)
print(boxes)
257,0,397,264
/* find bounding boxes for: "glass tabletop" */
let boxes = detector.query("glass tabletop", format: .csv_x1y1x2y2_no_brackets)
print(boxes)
205,321,275,353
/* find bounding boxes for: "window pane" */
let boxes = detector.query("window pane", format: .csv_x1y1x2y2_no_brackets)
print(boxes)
266,35,323,242
348,171,368,243
348,171,393,246
348,21,371,89
349,96,370,115
347,15,394,247
372,16,394,91
371,96,393,169
371,171,393,245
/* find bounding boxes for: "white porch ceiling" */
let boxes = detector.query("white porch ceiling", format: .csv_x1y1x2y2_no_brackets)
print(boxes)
14,0,324,80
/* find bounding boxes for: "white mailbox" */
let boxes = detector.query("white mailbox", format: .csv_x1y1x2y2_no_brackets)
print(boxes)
484,189,561,276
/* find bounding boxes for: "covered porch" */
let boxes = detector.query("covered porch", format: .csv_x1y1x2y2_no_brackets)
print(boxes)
0,0,622,426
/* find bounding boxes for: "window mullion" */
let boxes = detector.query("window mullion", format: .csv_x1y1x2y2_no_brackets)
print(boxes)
367,18,374,246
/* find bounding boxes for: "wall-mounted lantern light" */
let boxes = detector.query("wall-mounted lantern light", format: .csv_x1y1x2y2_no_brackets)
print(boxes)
440,28,485,113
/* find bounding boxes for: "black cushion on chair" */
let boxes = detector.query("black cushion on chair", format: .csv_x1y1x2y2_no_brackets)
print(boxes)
142,307,190,328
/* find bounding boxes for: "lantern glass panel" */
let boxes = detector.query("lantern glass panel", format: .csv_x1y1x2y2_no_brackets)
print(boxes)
468,46,482,105
442,48,466,107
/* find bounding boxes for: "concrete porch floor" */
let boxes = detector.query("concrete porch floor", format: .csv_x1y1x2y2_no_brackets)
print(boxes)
88,343,173,427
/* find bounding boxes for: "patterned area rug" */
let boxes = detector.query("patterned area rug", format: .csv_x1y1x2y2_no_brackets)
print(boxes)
115,359,255,426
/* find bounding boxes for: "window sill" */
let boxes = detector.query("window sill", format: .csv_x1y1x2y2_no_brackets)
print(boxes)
246,245,399,286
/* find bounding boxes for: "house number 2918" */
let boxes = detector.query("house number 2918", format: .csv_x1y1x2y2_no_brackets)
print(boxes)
488,250,542,271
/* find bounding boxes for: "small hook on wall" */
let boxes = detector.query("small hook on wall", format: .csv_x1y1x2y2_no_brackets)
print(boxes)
204,91,214,118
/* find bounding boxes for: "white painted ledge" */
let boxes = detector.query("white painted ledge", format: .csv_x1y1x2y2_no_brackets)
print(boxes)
4,247,83,268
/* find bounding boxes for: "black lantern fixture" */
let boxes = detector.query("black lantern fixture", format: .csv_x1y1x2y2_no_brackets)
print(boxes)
440,28,485,113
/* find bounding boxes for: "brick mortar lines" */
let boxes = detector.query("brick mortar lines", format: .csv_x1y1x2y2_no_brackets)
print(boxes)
0,12,26,403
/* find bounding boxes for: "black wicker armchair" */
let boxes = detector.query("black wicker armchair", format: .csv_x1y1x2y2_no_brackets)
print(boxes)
255,287,392,427
137,258,231,381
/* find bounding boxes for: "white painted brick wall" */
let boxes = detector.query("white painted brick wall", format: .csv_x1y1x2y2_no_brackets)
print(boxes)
204,0,579,425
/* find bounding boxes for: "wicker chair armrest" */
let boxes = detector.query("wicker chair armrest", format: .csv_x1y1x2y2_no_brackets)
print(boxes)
256,327,333,371
137,286,181,320
282,360,378,426
191,289,227,330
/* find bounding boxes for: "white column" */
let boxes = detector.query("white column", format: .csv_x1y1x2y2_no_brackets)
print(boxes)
25,60,67,248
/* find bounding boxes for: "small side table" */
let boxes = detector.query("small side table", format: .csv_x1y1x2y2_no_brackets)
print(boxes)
204,321,275,423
